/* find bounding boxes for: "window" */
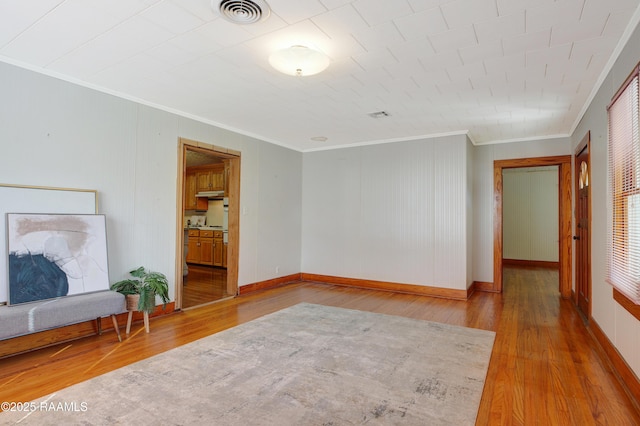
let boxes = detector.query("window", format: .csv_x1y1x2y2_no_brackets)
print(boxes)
608,67,640,304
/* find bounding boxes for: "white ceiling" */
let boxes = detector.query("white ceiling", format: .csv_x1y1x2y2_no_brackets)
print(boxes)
1,0,639,152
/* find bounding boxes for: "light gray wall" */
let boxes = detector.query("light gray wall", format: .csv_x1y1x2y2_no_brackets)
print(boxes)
0,61,303,299
471,137,572,282
466,136,475,287
503,166,559,262
571,20,640,377
301,135,471,290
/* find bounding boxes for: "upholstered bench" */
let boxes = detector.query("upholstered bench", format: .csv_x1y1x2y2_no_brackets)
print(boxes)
0,291,126,342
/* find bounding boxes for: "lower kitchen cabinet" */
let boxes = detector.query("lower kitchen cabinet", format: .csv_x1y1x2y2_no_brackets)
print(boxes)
186,229,213,266
199,233,214,266
186,229,226,268
186,229,200,263
212,231,223,267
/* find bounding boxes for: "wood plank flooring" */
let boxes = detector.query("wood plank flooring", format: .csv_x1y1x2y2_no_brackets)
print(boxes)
182,264,230,308
1,266,638,424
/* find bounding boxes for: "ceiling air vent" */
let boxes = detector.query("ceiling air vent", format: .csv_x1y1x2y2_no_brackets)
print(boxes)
215,0,271,25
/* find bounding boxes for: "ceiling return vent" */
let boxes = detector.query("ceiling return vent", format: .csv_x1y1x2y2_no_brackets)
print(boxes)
214,0,271,24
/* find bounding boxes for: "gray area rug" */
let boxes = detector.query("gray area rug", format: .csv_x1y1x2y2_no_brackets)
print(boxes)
2,303,495,425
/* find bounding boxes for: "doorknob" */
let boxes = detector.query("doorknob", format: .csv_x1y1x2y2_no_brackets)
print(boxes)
573,236,580,240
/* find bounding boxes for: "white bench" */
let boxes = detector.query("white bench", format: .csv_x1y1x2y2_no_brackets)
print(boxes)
0,291,126,342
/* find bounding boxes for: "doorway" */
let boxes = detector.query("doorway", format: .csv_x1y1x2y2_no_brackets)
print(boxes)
502,165,560,268
175,138,240,310
493,155,572,297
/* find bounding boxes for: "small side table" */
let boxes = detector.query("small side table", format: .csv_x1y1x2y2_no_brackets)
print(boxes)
125,294,150,334
126,310,150,334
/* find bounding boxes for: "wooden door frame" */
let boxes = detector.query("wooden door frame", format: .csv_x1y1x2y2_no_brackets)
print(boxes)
493,155,572,297
175,138,241,310
574,131,591,315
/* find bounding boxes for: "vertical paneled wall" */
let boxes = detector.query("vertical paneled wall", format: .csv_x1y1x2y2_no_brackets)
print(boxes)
466,138,475,286
0,61,303,297
471,138,571,284
502,167,559,262
255,143,303,280
302,135,470,290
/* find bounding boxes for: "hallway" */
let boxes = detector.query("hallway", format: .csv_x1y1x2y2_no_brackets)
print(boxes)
479,266,635,424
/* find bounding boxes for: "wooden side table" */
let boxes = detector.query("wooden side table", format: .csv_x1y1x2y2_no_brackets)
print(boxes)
126,310,150,334
125,294,150,334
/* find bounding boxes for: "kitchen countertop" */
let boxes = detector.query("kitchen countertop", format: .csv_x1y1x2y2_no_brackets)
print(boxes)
185,226,225,230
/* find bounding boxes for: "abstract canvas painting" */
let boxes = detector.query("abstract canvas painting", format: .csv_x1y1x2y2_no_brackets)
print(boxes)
6,213,109,305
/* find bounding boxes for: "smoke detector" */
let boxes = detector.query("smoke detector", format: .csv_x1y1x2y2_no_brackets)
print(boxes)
214,0,271,24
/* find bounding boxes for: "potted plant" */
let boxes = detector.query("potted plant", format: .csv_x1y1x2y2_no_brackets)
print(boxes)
110,266,170,313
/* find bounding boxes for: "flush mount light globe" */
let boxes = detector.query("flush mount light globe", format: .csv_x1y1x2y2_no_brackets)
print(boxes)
214,0,271,25
269,45,330,77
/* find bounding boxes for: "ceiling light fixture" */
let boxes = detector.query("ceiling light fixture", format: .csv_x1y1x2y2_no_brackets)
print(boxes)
215,0,270,25
269,45,330,77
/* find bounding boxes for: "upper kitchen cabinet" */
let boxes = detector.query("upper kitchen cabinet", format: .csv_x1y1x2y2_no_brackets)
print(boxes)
195,164,224,193
185,163,224,211
184,170,197,210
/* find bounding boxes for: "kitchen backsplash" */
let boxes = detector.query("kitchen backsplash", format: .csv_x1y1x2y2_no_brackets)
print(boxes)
185,199,224,227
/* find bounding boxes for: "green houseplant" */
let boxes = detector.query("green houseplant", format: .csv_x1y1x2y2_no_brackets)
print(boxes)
110,266,170,313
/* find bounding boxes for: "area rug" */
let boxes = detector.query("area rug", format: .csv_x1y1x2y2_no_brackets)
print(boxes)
1,303,495,425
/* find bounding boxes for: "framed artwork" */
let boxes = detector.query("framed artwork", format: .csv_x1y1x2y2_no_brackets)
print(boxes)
0,184,97,304
6,213,109,305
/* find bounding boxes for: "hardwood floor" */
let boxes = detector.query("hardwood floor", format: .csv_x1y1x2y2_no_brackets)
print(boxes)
1,266,639,424
182,264,230,308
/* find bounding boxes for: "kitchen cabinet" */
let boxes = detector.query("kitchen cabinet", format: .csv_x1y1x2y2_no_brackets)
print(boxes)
199,230,214,266
212,170,224,191
195,164,224,193
186,229,226,268
184,170,208,211
213,230,224,267
184,171,197,210
196,170,212,192
186,229,200,263
186,229,214,266
186,163,225,212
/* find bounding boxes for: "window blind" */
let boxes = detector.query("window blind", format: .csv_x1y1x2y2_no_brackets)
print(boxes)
608,70,640,304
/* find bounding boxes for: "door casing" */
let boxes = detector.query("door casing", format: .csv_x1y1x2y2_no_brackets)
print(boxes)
493,155,573,297
175,138,241,310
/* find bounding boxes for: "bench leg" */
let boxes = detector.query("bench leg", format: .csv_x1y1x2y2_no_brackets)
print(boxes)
126,311,133,335
97,317,103,335
111,314,122,342
143,312,150,333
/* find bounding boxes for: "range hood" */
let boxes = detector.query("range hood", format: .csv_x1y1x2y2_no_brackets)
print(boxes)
196,190,225,199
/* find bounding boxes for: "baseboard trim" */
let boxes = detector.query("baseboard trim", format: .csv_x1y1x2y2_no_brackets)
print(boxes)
473,281,498,293
503,259,559,268
301,273,469,300
0,302,176,359
238,273,302,295
588,317,640,412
